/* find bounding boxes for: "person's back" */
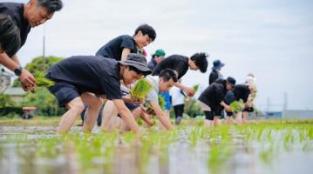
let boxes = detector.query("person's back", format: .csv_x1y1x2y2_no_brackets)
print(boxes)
209,59,224,85
96,35,137,60
152,54,189,79
198,82,226,110
96,24,156,61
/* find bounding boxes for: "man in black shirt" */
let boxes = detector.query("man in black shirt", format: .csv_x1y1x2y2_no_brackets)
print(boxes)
96,24,156,61
0,0,63,91
209,59,224,85
152,53,208,96
46,53,151,134
198,77,236,126
224,84,251,124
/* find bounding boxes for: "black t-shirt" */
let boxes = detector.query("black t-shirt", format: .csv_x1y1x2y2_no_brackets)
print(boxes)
95,35,138,60
233,84,250,103
198,83,226,111
0,3,31,54
209,69,219,85
152,55,189,79
47,56,122,100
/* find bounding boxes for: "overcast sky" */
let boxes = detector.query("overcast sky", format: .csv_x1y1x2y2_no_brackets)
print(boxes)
7,0,313,111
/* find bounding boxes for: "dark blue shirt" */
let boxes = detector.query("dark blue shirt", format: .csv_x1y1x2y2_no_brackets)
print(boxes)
0,3,31,51
47,56,122,100
96,35,137,60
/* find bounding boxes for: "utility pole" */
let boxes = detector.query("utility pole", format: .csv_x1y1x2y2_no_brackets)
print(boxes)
283,92,288,117
42,24,46,58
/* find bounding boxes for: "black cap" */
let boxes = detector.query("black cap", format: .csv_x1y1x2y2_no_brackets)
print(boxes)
213,59,225,68
119,53,151,75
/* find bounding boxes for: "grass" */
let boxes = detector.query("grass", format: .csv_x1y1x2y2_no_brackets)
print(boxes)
0,118,313,173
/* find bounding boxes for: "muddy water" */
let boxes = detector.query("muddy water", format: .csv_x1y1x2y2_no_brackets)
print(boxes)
0,126,312,174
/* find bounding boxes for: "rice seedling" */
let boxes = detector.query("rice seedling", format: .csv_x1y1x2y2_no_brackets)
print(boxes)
229,99,245,113
130,79,152,101
34,72,55,88
192,84,199,93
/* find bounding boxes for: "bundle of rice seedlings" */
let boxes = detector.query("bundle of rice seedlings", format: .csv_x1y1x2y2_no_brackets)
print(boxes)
35,72,55,88
230,100,245,113
192,84,200,93
130,79,152,100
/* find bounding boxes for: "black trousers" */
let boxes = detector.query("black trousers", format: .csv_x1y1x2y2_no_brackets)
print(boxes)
173,104,184,119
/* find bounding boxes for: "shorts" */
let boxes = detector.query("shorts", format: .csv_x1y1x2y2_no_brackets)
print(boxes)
125,103,139,111
48,81,81,107
198,101,222,120
244,107,254,112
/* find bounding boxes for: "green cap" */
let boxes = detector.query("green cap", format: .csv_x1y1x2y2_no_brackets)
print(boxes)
154,49,166,57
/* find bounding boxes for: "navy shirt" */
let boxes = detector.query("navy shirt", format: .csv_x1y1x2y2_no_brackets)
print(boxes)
47,56,122,100
209,69,220,85
152,55,189,79
0,2,31,54
96,35,138,60
233,84,250,103
198,82,227,112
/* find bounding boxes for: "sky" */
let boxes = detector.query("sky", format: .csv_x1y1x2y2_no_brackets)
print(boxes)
5,0,313,111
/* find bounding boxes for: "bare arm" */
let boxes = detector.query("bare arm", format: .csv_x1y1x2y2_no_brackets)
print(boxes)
174,82,194,96
0,53,36,91
0,52,20,71
11,55,20,65
113,99,140,133
121,48,131,61
150,101,173,130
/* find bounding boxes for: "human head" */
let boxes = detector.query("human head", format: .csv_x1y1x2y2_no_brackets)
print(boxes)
133,24,156,49
189,52,208,73
225,76,236,91
0,15,21,57
119,53,151,85
152,49,166,64
212,59,225,71
159,69,178,92
24,0,63,27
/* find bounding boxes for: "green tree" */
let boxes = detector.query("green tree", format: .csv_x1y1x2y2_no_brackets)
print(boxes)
0,94,16,108
13,56,64,116
13,56,63,87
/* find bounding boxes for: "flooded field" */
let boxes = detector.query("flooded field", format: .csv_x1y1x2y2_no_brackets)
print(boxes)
0,119,313,174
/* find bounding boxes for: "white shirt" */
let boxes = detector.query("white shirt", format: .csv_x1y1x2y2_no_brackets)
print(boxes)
170,86,185,106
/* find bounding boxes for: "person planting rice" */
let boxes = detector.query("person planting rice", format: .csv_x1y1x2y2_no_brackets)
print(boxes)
101,69,177,131
198,77,236,126
0,0,63,92
96,24,156,61
224,84,252,124
46,53,151,134
84,24,156,125
152,52,208,97
242,73,257,123
209,59,225,85
148,49,166,70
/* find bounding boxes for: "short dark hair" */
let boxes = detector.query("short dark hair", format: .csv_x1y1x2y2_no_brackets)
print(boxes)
37,0,63,13
159,69,178,82
0,15,21,57
190,52,208,73
134,24,156,41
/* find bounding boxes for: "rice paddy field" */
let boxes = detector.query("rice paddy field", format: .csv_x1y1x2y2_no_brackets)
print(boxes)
0,117,313,174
